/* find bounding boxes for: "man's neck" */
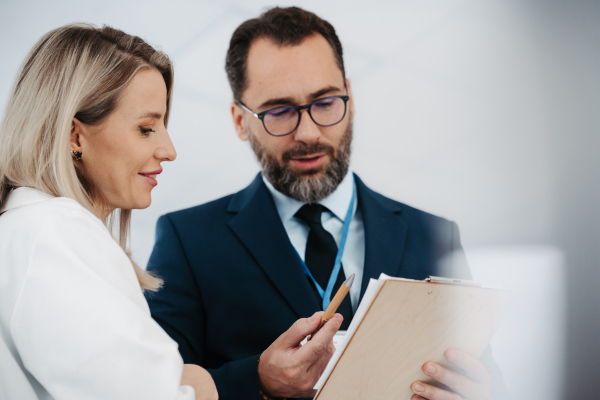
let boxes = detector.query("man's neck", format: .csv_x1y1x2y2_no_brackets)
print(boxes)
262,171,355,223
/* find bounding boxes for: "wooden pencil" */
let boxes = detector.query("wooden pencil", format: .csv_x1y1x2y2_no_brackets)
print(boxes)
309,274,355,340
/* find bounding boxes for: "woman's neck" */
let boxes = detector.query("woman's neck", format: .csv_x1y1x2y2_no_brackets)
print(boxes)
93,201,115,221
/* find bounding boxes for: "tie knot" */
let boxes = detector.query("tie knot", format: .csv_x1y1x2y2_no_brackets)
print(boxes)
295,203,326,226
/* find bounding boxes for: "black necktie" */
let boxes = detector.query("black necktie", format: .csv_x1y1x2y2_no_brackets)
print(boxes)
295,204,353,330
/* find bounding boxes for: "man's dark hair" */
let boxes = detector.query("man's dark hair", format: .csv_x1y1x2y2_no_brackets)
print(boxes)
225,6,345,102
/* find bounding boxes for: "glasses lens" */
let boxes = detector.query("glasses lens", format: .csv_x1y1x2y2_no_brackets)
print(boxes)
263,106,299,136
310,97,346,126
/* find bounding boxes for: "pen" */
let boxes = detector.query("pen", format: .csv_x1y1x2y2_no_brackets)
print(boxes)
309,273,355,340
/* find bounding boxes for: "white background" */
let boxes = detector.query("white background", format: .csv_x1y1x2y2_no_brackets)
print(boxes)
2,0,599,398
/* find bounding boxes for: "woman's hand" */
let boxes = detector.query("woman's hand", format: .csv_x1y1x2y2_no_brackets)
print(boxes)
181,364,218,400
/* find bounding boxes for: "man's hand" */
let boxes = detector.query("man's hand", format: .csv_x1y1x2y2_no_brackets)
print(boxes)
181,364,219,400
258,311,343,399
410,349,493,400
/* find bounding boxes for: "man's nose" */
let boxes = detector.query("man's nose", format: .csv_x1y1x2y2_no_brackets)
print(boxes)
292,109,322,144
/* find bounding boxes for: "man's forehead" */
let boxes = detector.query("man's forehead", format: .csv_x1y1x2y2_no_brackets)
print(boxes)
243,34,344,104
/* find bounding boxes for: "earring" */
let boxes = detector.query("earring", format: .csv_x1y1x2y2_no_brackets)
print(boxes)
71,150,82,160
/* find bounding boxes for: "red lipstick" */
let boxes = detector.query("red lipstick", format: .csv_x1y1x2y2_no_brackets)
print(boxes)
138,168,163,187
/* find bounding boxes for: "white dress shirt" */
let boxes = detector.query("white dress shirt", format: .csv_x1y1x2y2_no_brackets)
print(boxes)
263,172,365,311
0,188,194,400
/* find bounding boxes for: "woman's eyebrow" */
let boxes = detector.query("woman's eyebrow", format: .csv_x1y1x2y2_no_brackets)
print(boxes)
138,112,162,119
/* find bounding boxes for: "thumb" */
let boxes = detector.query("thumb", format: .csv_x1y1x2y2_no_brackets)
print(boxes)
295,313,343,369
279,311,324,348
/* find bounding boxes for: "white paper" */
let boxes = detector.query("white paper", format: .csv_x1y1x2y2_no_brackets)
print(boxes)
332,331,347,348
300,330,347,347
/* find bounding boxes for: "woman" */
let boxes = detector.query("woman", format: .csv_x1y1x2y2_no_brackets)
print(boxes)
0,24,218,400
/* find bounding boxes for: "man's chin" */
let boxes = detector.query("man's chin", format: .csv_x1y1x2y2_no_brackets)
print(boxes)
289,166,326,178
284,160,329,176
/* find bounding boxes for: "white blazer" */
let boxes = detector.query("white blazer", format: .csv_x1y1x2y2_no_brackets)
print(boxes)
0,188,195,400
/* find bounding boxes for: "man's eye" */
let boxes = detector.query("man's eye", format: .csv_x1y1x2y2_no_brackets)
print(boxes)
313,98,335,109
267,107,295,118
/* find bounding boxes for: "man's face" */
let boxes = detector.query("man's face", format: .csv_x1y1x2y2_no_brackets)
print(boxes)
231,34,354,203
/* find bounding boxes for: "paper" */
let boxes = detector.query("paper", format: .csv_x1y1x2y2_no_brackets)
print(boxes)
300,330,347,347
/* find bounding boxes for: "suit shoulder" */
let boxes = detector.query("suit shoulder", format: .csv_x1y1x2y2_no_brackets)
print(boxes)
362,184,453,226
397,200,453,227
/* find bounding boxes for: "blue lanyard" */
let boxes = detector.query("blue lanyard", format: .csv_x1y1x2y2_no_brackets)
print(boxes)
296,180,356,311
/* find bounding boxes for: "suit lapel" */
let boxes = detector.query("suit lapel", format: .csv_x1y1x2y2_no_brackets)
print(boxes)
355,175,408,300
227,174,320,319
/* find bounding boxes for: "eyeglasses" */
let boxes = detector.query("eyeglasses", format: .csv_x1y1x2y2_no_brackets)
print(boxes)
237,89,350,137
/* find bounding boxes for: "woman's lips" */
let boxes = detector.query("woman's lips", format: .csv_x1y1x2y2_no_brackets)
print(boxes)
138,169,162,187
138,174,158,186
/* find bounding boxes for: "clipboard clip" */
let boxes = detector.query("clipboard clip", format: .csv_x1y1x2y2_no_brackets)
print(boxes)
426,276,482,287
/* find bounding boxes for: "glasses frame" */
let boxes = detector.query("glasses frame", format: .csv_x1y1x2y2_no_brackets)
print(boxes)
237,85,350,137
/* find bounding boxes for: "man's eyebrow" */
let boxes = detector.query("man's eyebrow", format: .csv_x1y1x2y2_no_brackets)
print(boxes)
138,112,162,119
309,86,342,100
257,85,343,110
258,97,295,109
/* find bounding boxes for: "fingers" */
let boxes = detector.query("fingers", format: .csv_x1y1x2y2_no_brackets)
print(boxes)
257,313,342,399
312,313,343,342
280,311,324,348
411,381,461,400
411,381,462,400
306,336,336,376
444,349,492,386
419,362,491,400
295,313,343,369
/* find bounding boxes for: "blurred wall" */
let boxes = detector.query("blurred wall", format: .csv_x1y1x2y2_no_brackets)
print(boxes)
1,0,599,398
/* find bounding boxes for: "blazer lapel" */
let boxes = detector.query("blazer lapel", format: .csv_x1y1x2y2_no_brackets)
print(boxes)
355,175,408,300
227,174,320,319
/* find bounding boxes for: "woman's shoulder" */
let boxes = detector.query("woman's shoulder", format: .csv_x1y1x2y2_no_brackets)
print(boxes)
0,190,141,301
4,192,106,233
0,191,116,260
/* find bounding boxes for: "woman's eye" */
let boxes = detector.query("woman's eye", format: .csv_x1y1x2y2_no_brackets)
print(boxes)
139,126,155,136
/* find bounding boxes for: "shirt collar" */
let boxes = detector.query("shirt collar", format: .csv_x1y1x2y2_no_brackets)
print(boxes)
262,171,355,223
0,187,54,214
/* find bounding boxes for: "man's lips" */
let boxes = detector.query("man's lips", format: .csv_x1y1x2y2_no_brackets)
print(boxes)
288,154,327,170
138,168,162,187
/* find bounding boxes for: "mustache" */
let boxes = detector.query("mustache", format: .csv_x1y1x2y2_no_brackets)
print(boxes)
282,143,335,161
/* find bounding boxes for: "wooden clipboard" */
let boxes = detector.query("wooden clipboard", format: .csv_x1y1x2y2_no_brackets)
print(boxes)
315,277,509,400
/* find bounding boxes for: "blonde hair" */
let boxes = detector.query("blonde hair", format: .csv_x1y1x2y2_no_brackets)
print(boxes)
0,23,174,291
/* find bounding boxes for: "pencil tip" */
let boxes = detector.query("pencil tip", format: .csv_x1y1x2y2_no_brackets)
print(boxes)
345,273,355,288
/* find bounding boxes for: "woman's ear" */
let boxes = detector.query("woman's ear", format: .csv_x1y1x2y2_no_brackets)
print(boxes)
70,117,83,151
231,102,248,141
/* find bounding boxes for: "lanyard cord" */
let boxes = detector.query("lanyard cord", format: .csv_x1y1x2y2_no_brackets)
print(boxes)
296,179,356,310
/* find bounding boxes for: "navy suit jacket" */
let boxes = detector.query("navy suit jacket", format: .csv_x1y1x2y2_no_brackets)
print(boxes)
146,174,509,400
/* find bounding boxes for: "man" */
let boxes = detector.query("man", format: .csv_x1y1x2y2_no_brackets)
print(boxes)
146,7,509,400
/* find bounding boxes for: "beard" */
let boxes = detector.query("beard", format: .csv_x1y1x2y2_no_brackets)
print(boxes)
247,119,353,204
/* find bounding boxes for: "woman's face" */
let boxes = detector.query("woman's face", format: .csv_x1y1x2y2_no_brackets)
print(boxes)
72,68,176,216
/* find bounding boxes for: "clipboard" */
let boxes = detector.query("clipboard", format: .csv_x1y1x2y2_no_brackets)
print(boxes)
314,274,509,399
